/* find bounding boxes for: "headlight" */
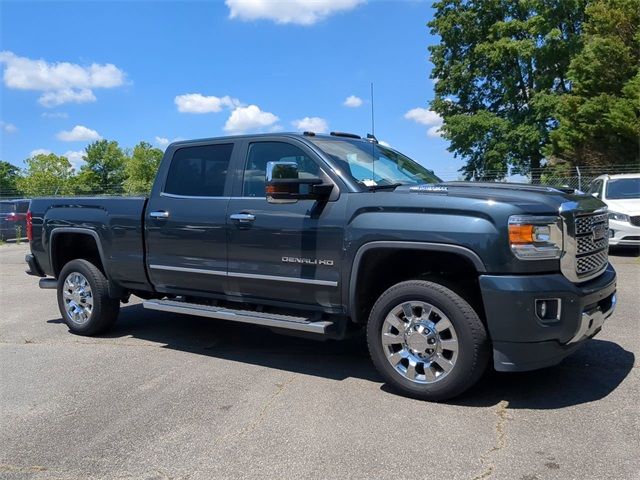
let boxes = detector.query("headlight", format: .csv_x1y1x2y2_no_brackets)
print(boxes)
508,215,563,260
608,211,630,223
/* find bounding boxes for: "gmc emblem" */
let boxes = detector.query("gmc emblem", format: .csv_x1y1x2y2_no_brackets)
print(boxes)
593,224,607,241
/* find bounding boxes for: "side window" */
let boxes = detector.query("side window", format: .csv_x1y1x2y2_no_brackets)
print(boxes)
164,144,234,197
242,142,320,197
588,180,602,197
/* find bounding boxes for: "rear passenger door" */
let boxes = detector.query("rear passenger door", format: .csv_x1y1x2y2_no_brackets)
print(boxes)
145,142,235,296
226,140,345,309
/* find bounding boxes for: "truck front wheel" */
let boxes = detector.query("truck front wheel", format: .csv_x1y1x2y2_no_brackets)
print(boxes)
367,280,489,401
57,259,120,336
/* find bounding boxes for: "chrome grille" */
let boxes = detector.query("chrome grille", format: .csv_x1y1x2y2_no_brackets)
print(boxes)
575,213,608,235
573,212,609,279
577,235,607,254
576,249,608,276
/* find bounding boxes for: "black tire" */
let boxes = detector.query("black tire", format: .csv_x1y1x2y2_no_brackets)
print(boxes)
367,280,489,401
57,259,120,336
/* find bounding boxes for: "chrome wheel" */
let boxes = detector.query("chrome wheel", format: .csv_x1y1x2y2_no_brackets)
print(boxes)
62,272,94,325
381,300,459,384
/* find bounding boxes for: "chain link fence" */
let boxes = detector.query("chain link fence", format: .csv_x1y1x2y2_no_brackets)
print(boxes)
1,164,639,199
434,164,640,191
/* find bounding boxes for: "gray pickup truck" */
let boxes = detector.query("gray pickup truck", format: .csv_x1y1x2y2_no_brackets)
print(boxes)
25,132,617,400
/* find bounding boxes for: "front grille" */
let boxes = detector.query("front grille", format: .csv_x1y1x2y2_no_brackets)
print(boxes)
631,216,640,227
576,249,608,275
573,212,609,279
575,213,608,235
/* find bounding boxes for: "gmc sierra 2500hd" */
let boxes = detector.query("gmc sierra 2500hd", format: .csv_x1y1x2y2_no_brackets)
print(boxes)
25,132,617,400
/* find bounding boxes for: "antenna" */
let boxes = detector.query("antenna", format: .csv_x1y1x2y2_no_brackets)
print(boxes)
370,82,376,186
370,82,375,137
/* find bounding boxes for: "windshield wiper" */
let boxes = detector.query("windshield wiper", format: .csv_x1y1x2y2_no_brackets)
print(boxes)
366,183,402,191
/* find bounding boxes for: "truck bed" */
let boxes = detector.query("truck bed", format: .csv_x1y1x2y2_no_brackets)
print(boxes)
29,197,152,293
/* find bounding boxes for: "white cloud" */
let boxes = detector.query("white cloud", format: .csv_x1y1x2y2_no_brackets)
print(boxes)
1,121,17,133
155,136,170,148
41,112,69,119
226,0,364,25
56,125,102,142
292,116,328,133
0,51,126,107
404,107,443,138
175,93,239,113
224,105,279,134
343,95,363,108
39,88,96,107
0,51,125,90
427,126,442,138
63,150,85,169
404,107,441,126
29,148,52,157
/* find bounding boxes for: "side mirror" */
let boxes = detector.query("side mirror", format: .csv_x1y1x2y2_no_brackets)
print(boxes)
591,192,599,198
265,161,333,203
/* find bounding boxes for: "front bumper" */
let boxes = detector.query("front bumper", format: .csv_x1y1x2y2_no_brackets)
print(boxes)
608,219,640,246
479,263,617,372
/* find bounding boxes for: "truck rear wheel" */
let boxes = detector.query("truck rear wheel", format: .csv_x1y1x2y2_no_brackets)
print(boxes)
367,280,489,401
57,259,120,336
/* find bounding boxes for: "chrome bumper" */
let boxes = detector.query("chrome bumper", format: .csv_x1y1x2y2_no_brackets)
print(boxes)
568,293,616,344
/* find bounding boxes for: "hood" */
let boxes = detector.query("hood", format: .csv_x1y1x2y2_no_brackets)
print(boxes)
604,198,640,216
393,181,606,215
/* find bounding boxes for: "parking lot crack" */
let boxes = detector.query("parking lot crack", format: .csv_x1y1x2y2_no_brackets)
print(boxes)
240,375,295,437
0,464,47,473
471,400,511,480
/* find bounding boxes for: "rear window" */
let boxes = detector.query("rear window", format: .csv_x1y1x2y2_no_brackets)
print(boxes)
164,144,234,197
0,203,15,214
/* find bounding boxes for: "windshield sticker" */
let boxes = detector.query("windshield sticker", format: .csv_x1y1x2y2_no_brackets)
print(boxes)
409,185,448,193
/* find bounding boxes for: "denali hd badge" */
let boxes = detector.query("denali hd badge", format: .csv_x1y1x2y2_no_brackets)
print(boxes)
282,256,334,266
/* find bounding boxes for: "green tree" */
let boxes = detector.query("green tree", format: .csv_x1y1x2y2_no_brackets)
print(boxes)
0,160,22,198
76,140,126,194
547,0,640,166
123,141,163,194
429,0,587,181
17,153,75,197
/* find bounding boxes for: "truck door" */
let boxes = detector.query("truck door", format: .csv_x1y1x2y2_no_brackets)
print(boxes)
226,140,345,309
145,142,235,296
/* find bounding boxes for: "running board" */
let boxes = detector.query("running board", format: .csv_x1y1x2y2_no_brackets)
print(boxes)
143,299,333,334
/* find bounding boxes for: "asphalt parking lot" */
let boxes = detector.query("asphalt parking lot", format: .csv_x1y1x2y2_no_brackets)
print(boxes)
0,243,638,480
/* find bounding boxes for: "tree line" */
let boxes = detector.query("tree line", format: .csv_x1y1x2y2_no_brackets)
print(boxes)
429,0,639,181
0,140,164,198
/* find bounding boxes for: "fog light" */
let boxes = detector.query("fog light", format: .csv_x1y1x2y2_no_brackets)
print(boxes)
535,298,561,322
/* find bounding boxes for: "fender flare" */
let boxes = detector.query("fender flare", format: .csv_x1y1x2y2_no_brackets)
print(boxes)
49,227,122,298
347,241,486,322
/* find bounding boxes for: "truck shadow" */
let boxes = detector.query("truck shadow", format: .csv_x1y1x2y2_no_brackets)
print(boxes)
48,303,634,409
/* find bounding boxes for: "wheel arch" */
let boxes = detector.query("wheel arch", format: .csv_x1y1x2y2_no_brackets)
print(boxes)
347,241,486,324
49,227,122,298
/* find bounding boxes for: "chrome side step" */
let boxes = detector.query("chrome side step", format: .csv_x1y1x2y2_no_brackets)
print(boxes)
142,299,333,334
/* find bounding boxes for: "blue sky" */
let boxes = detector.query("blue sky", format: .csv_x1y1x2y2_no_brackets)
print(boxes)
0,0,462,178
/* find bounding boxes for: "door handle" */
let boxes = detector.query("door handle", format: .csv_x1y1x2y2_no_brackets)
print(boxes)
229,213,255,223
149,210,170,219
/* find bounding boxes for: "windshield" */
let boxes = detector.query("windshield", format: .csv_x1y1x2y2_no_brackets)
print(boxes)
309,138,441,187
606,178,640,199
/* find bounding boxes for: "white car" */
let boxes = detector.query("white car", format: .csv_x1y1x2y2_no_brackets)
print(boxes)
587,173,640,247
